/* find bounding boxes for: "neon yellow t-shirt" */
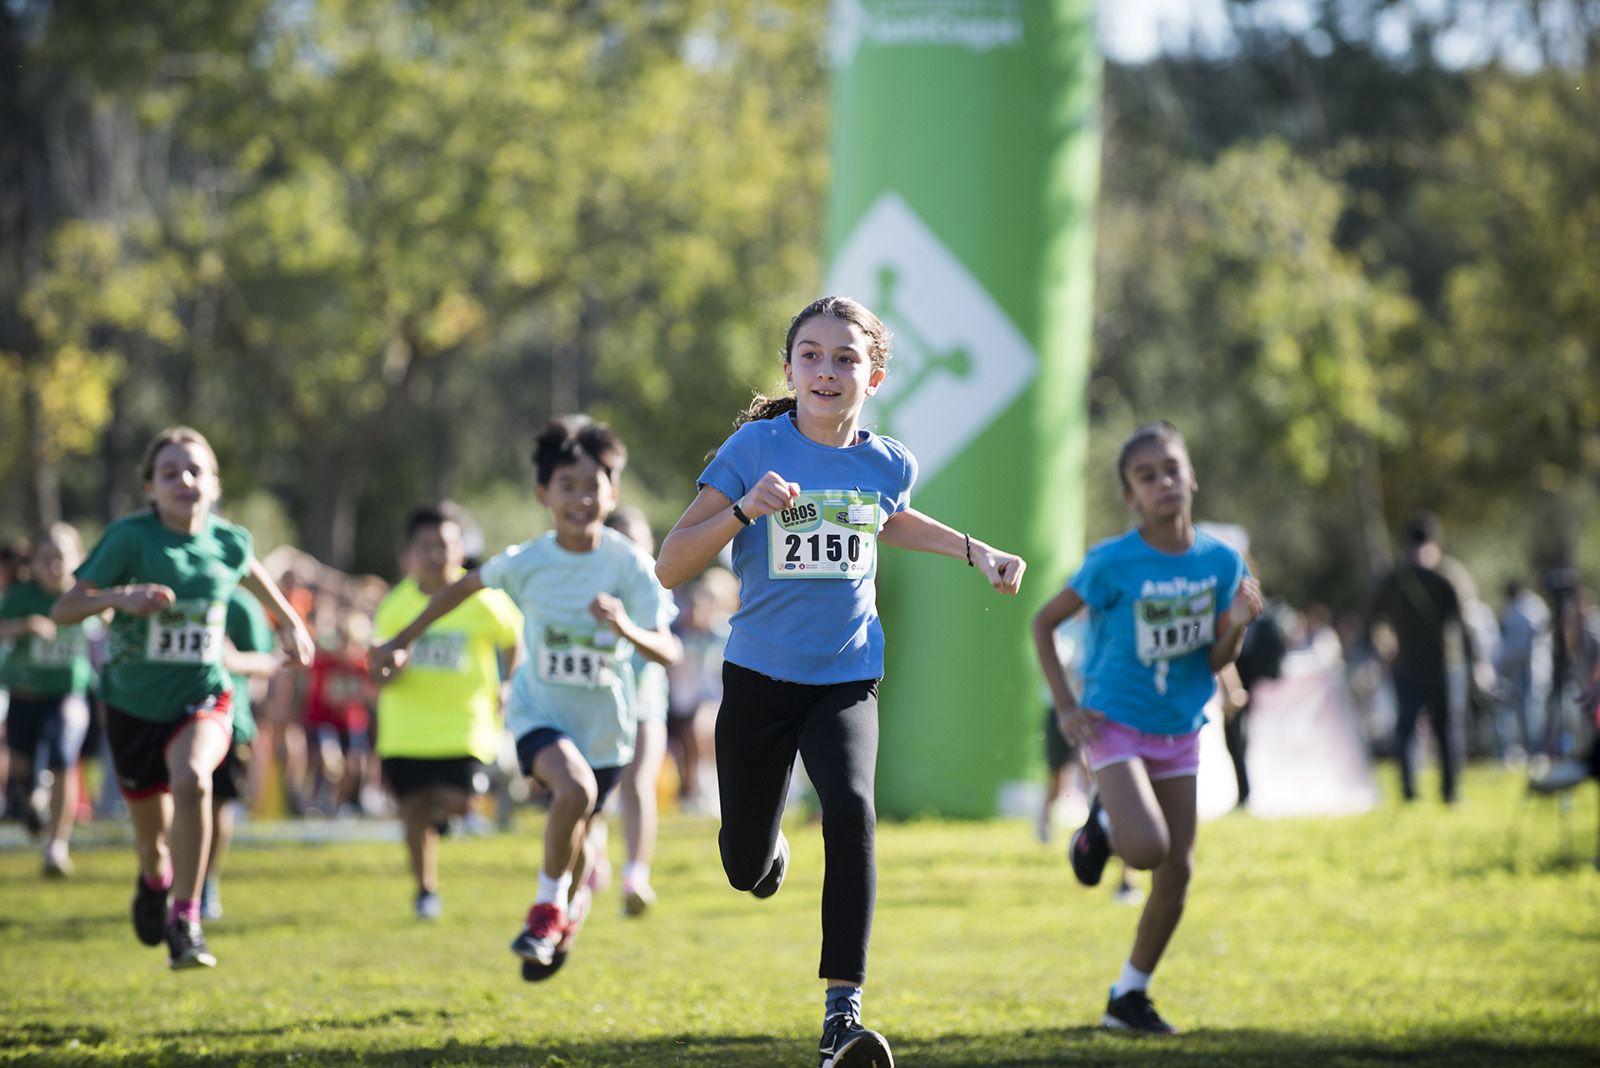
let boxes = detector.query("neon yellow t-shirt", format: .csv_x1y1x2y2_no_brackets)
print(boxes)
372,577,522,763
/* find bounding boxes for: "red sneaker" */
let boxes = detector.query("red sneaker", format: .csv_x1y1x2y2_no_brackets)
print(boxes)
509,902,566,965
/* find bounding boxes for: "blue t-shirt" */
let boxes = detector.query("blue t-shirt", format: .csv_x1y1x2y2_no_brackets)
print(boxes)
697,414,916,684
479,528,675,769
1071,528,1247,735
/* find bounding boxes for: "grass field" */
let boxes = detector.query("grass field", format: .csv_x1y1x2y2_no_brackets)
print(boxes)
2,765,1598,1067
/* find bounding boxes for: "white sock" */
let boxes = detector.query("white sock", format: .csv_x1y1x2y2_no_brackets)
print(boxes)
1112,961,1151,998
623,861,650,885
536,871,572,908
1097,806,1113,836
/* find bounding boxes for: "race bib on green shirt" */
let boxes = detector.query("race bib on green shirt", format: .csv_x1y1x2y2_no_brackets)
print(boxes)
410,632,466,672
768,490,878,580
30,630,88,668
145,600,226,665
1134,590,1216,662
536,626,616,689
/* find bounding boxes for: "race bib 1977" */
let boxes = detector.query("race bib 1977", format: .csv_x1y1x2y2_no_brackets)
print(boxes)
1134,591,1216,662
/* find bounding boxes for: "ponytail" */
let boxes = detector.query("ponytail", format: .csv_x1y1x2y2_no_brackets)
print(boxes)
735,392,797,427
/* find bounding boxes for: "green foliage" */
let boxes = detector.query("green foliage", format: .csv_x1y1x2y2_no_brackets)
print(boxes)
0,767,1595,1065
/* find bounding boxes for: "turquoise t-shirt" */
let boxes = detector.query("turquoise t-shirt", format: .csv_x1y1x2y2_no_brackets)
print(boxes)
0,580,93,697
479,528,674,769
696,414,916,685
1070,528,1247,735
75,511,253,723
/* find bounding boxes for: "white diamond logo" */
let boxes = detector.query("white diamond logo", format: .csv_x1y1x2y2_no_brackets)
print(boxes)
825,193,1039,484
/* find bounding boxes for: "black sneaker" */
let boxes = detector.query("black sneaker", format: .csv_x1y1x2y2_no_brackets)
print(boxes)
751,831,789,900
1068,795,1111,887
818,1012,893,1068
1102,988,1177,1034
164,919,218,970
132,874,170,947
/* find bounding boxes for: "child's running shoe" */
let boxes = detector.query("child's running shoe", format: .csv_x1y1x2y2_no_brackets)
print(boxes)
510,901,566,966
132,874,169,946
164,919,218,969
621,874,656,917
1068,794,1111,887
414,889,442,921
555,886,591,954
751,831,789,899
1101,988,1178,1034
818,1011,894,1067
42,841,73,879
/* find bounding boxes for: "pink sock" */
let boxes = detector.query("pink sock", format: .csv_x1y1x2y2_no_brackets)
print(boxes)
169,899,200,924
142,866,173,893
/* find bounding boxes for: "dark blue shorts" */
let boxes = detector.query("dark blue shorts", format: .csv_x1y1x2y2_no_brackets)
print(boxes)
515,729,622,816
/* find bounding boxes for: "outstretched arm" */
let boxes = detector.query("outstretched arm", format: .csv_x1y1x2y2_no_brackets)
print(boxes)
878,508,1025,594
370,570,486,677
242,558,316,668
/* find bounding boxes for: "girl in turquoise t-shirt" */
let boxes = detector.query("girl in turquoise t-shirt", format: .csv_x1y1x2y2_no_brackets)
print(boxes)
655,296,1027,1068
52,426,314,970
1031,421,1262,1035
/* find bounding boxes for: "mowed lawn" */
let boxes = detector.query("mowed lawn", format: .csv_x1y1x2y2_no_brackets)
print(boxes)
2,766,1597,1067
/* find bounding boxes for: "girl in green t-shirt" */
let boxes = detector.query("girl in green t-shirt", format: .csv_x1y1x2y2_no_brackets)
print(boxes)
0,523,93,877
52,426,315,970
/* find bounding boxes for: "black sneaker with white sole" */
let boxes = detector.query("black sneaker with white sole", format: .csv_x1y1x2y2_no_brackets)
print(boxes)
818,1012,893,1068
750,831,789,900
132,874,169,947
1068,794,1111,887
164,919,218,970
1102,988,1177,1034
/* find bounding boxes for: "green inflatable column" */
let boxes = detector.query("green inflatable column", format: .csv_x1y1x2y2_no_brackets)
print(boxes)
823,0,1100,818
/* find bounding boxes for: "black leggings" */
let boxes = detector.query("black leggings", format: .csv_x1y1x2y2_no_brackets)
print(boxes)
716,662,879,984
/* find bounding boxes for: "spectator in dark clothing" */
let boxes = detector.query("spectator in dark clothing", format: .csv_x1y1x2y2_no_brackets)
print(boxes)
1222,603,1289,807
1368,513,1478,804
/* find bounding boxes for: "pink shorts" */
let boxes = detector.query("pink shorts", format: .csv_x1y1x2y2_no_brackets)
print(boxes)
1088,720,1201,782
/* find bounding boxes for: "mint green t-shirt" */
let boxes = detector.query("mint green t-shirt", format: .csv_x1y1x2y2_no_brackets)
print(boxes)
75,511,253,723
0,580,93,697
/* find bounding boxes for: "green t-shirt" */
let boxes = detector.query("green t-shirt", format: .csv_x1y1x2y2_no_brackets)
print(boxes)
225,588,275,744
0,580,93,697
372,577,522,763
75,511,253,723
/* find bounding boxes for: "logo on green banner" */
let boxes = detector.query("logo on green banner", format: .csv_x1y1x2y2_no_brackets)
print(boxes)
824,193,1039,483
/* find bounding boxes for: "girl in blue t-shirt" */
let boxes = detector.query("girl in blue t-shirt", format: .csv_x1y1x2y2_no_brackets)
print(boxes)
1031,421,1262,1036
656,295,1026,1068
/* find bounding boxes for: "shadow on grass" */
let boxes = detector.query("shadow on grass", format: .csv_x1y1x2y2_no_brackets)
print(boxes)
0,912,127,941
8,1025,1600,1067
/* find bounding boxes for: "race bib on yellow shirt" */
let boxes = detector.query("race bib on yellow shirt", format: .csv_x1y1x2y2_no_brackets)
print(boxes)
536,626,617,689
409,632,466,672
146,600,225,664
1134,590,1216,661
768,490,878,580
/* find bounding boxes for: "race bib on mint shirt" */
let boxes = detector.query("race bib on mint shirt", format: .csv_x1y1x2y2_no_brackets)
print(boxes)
536,625,617,689
768,490,878,579
145,599,226,664
1134,589,1216,662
